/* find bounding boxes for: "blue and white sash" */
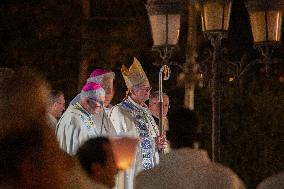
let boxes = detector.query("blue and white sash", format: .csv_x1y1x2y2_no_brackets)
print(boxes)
120,99,157,170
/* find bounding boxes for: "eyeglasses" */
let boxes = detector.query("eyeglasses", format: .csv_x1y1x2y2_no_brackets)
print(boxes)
88,97,104,106
140,86,152,92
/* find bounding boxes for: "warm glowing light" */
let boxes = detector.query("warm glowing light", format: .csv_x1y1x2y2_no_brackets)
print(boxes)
149,14,180,46
246,1,284,45
279,76,284,82
229,77,235,82
110,137,139,170
146,0,181,47
275,12,280,41
200,0,232,32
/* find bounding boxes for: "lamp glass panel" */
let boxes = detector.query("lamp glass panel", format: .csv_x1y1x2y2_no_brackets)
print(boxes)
223,1,232,30
149,15,167,46
168,14,180,45
201,9,205,32
203,2,224,31
267,11,283,42
249,11,266,43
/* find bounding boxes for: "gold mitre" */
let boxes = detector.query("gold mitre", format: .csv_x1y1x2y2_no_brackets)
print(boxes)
121,57,149,89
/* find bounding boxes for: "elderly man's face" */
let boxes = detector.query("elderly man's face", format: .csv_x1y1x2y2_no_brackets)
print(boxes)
131,82,152,104
101,77,114,108
87,95,105,114
149,95,170,117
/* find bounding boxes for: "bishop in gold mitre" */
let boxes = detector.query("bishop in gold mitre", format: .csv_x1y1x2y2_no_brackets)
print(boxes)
109,57,160,189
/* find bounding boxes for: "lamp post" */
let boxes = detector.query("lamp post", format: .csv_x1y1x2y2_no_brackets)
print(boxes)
198,0,232,162
197,0,284,162
146,0,181,137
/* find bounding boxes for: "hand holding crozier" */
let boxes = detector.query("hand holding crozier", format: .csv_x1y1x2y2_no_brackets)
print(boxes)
156,135,168,152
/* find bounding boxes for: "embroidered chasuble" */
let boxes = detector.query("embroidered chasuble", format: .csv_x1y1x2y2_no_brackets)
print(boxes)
109,97,160,189
56,102,116,155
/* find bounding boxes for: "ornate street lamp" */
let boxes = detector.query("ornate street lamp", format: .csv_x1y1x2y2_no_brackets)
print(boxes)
200,0,232,36
146,0,181,62
198,0,233,162
244,0,284,74
146,0,182,139
246,0,283,47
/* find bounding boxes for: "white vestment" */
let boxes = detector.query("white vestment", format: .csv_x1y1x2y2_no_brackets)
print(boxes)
56,102,116,155
135,148,246,189
109,97,160,189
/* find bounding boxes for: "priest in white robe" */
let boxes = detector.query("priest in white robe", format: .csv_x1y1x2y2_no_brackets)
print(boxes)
56,82,116,155
109,58,167,189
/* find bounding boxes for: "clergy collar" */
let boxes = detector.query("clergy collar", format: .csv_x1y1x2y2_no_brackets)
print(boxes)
75,102,92,117
127,96,148,111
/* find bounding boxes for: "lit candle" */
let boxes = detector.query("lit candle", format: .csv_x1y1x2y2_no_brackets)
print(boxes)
110,137,139,170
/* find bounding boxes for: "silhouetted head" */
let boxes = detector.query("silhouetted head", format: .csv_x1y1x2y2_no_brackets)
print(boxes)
76,137,118,188
0,68,80,189
167,108,200,149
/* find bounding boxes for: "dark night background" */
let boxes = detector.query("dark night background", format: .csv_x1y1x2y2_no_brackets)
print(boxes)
0,0,283,188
